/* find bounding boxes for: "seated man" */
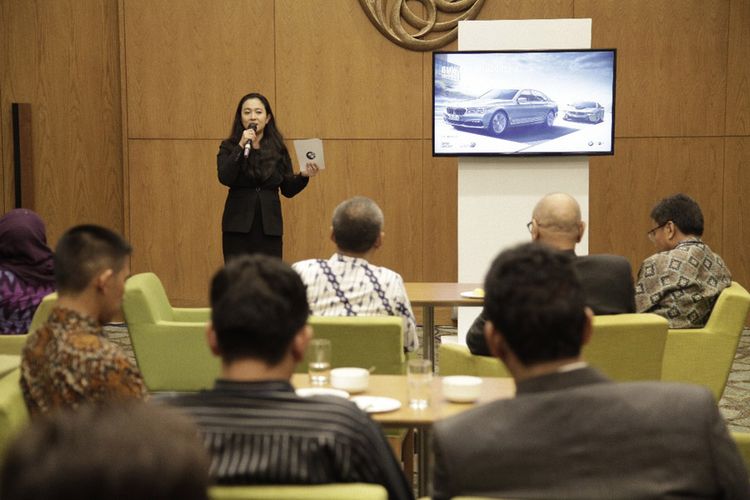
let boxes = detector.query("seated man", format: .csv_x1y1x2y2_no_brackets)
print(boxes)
467,193,635,355
292,196,418,352
168,254,413,500
1,402,209,500
20,225,146,414
636,193,731,327
433,243,748,499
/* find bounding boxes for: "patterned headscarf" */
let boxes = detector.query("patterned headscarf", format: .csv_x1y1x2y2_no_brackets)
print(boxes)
0,209,55,285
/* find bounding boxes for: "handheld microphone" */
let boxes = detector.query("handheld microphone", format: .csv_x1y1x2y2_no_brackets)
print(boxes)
243,123,257,158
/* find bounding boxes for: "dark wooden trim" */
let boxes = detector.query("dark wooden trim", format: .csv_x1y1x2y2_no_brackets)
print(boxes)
11,103,33,209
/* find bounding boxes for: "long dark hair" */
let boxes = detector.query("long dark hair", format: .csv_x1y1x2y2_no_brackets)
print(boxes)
227,93,287,154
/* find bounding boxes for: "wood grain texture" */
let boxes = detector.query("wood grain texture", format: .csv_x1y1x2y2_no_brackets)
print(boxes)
0,0,122,243
283,139,424,282
128,139,225,306
726,0,750,135
723,137,750,292
123,0,275,139
274,0,423,139
119,0,131,238
589,137,725,275
577,0,729,138
421,140,457,282
0,7,4,213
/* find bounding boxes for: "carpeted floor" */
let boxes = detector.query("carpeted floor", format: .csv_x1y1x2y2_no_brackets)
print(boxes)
104,323,750,432
719,328,750,432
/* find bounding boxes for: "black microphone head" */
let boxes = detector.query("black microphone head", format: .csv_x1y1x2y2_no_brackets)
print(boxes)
249,123,257,131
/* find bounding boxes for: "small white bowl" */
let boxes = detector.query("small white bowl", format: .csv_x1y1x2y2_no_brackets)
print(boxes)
442,376,483,403
330,367,369,393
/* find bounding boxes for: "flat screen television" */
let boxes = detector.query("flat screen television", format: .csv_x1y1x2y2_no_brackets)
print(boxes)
433,49,616,157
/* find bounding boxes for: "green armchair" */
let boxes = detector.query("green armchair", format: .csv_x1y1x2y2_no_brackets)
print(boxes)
122,272,216,392
661,281,750,400
582,313,667,381
296,316,406,375
438,343,509,377
439,313,668,381
0,356,29,454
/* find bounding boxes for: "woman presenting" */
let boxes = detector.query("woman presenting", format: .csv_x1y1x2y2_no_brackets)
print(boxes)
218,92,318,261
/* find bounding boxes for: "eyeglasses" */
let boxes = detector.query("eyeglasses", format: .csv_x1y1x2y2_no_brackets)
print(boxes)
526,221,533,233
647,222,668,241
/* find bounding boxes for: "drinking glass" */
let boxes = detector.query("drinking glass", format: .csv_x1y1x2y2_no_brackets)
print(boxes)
308,339,331,386
407,359,432,409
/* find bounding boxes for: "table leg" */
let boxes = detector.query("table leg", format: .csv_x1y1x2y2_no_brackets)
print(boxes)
421,306,435,370
416,426,433,497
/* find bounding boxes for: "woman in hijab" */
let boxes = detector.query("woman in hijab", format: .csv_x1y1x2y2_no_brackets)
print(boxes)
0,209,55,334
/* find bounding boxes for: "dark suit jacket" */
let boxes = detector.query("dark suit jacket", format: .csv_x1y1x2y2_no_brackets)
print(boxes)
218,140,308,236
467,253,636,355
433,367,749,500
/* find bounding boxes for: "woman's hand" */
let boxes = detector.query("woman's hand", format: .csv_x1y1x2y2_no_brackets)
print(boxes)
301,162,320,178
239,128,257,149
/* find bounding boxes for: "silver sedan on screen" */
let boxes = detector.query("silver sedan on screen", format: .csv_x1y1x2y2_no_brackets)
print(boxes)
563,101,605,123
444,88,558,137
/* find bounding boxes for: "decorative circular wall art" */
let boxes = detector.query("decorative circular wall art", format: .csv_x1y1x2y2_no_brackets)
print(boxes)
359,0,486,51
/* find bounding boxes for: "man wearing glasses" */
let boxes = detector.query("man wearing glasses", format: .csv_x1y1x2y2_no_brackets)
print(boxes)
635,193,731,328
466,193,635,356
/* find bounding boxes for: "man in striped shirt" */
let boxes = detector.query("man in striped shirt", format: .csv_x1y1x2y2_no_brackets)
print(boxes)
168,255,413,500
292,196,418,352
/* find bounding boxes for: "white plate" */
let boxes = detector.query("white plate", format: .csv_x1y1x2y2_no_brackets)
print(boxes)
296,387,350,399
460,290,485,299
351,396,402,414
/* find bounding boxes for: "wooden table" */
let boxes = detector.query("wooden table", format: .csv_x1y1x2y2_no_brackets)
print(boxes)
405,282,484,368
292,373,514,496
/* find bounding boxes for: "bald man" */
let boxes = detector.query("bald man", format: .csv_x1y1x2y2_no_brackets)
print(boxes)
466,193,636,356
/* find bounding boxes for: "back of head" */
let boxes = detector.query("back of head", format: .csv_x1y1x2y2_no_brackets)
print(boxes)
54,225,132,295
531,193,583,248
331,196,384,253
0,402,209,500
649,193,704,236
0,208,54,284
483,242,587,365
210,254,309,364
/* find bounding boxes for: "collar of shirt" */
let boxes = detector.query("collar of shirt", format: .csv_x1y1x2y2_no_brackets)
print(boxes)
331,252,369,267
49,306,101,335
556,360,589,373
213,379,295,394
675,237,704,249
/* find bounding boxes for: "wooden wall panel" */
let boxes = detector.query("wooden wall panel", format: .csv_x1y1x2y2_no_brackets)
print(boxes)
123,0,275,139
275,0,423,139
422,140,457,282
589,137,725,273
577,0,729,138
726,0,750,135
723,137,750,291
283,139,424,281
128,139,225,306
107,0,747,315
0,0,122,243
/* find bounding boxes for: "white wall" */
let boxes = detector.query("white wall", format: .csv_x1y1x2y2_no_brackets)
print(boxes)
456,19,592,342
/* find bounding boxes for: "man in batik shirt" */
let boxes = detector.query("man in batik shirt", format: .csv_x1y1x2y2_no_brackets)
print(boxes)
292,196,418,352
21,225,146,414
635,193,731,328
